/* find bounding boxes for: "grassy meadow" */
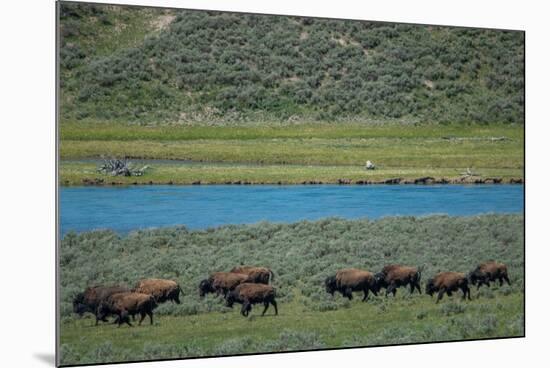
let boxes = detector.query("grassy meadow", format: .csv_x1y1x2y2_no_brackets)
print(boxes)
60,122,523,185
59,215,524,365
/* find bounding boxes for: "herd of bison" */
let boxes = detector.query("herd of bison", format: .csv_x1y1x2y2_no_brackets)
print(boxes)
72,262,511,327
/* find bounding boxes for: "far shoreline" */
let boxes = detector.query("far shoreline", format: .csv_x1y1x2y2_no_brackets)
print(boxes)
61,176,524,187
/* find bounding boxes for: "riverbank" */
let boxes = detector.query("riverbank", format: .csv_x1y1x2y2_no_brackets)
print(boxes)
59,122,523,185
60,160,524,186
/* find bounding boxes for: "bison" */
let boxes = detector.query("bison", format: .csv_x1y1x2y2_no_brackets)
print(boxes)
230,266,274,284
226,283,278,317
468,261,511,289
325,268,380,301
425,272,471,303
97,292,157,327
199,272,249,298
72,285,129,325
375,264,422,297
133,278,182,304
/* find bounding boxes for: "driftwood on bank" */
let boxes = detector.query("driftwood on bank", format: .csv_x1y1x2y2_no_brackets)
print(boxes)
459,167,480,180
97,158,149,177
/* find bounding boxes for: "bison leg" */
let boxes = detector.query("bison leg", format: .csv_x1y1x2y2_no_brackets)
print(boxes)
241,301,251,317
138,312,146,326
148,311,153,325
123,311,133,327
386,283,397,297
95,311,108,325
345,288,353,300
362,289,369,302
262,301,270,315
436,289,445,303
271,299,278,315
117,311,132,327
503,274,511,285
414,282,422,294
463,286,471,300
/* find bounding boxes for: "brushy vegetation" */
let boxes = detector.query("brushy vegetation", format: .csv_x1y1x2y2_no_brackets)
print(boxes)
59,3,524,124
59,214,524,365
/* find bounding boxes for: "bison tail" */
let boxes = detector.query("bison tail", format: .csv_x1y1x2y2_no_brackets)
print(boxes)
269,270,275,283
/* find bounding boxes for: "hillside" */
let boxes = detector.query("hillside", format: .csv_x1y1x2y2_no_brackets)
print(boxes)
59,2,524,125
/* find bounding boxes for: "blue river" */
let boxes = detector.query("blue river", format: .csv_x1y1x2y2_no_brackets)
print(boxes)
60,185,523,236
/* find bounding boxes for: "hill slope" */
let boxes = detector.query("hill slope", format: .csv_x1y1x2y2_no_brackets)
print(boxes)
59,2,524,124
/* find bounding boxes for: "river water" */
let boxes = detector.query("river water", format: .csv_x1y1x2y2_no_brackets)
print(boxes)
60,184,523,236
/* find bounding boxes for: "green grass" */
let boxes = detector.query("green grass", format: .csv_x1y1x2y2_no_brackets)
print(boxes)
61,122,523,141
59,123,523,185
60,161,523,185
60,291,523,365
58,215,524,365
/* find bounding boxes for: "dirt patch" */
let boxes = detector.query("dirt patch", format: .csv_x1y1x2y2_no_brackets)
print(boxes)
282,76,301,83
152,13,176,31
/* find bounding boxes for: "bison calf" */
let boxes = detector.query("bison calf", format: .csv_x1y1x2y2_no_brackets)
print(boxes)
230,266,274,284
72,285,129,325
97,292,157,327
199,272,248,298
468,261,511,289
425,272,471,303
375,264,422,297
325,268,380,302
226,283,278,317
134,278,182,304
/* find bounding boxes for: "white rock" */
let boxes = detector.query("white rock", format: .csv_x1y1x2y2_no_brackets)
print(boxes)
365,160,375,170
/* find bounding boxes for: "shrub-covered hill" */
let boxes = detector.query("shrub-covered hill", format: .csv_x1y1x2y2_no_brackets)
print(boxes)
59,2,524,124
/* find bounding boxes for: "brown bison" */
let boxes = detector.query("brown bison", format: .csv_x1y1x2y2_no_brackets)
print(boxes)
97,292,157,327
199,272,249,298
133,279,182,304
325,268,380,301
230,266,274,284
468,261,511,289
226,283,278,317
425,272,471,303
72,285,129,325
375,264,422,296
